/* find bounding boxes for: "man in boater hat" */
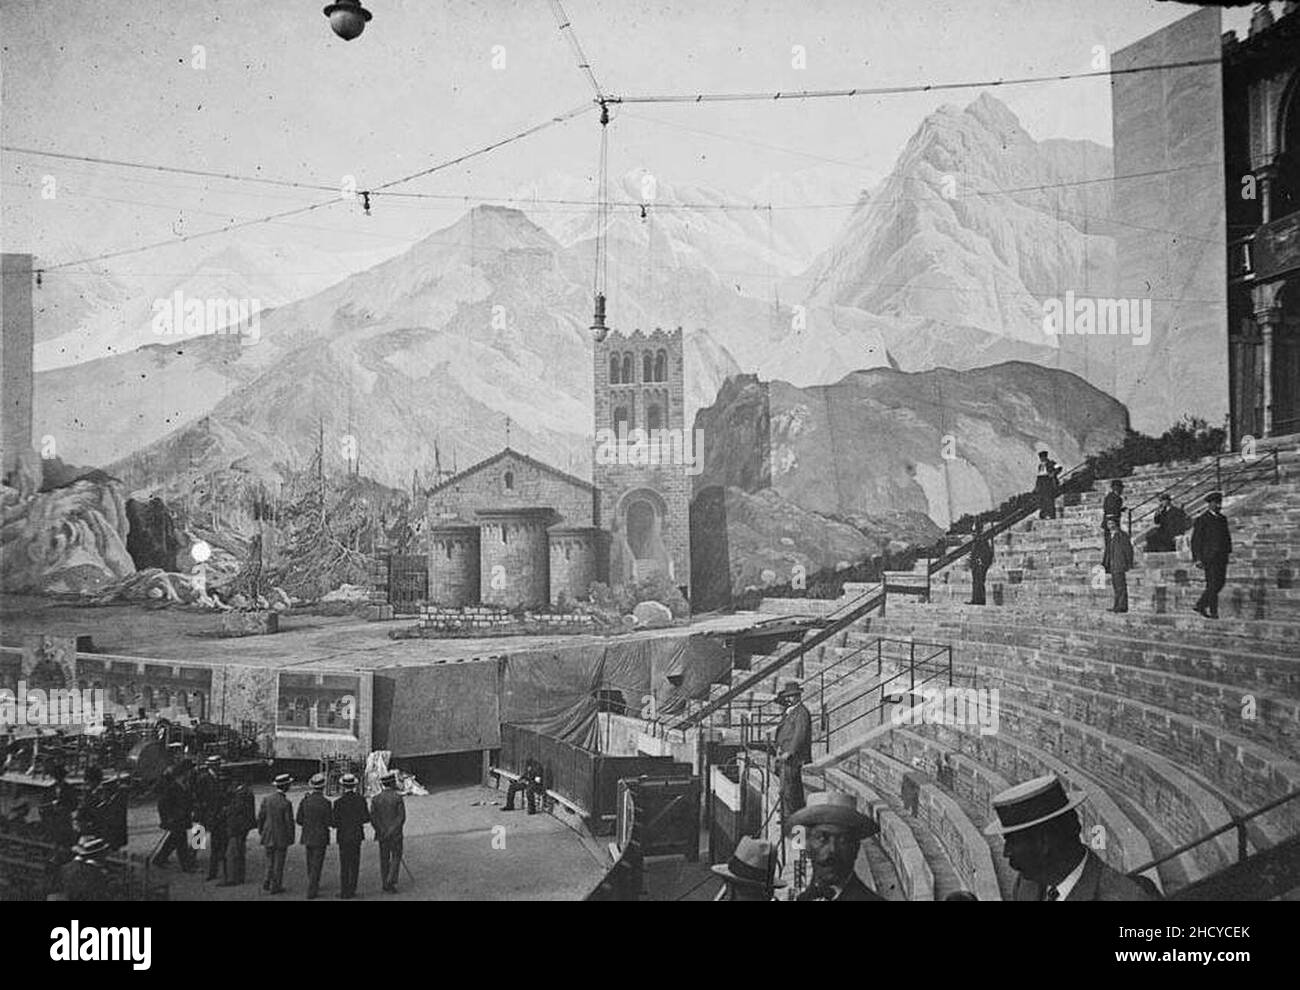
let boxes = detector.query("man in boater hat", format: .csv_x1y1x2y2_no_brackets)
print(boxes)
257,773,295,894
297,772,333,899
332,772,369,899
790,791,883,901
711,835,787,901
986,774,1158,901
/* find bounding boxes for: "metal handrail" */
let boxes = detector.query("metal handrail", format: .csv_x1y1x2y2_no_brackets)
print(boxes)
929,460,1092,575
1126,787,1300,880
666,584,886,732
1125,448,1279,535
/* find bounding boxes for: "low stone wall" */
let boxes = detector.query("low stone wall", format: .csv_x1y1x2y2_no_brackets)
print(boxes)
418,604,598,637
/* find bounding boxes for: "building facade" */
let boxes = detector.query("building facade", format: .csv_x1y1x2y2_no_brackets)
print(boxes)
1225,3,1300,441
592,327,692,601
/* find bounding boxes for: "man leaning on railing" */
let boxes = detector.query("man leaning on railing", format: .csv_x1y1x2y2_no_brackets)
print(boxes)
773,682,812,833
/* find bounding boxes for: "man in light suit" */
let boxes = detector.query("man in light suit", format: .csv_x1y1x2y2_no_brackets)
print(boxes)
986,774,1158,901
296,772,333,899
1191,490,1232,619
257,773,295,895
773,681,812,831
790,791,883,901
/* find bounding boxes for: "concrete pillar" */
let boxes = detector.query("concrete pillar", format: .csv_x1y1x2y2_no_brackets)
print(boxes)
2,253,36,491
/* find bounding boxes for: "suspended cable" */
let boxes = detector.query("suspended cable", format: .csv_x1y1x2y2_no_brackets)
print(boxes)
603,56,1222,105
548,0,606,100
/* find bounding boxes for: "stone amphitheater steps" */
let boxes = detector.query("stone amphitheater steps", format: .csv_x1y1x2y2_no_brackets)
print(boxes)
877,723,1171,894
864,614,1300,835
828,747,1002,900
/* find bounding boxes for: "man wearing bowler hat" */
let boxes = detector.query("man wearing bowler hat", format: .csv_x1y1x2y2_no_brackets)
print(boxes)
257,773,295,894
1191,491,1232,619
332,772,369,899
711,835,786,901
986,774,1157,901
790,791,883,901
773,681,812,829
370,770,406,893
297,772,333,899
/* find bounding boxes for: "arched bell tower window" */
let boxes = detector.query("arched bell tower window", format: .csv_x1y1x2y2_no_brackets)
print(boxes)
655,350,667,382
609,354,621,384
647,404,663,431
643,351,654,382
622,353,633,384
504,470,514,491
614,406,631,437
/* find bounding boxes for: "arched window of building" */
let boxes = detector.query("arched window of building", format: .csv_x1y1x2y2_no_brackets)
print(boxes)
613,406,631,436
609,353,620,384
655,349,667,382
647,404,662,431
643,351,654,382
622,353,633,384
504,470,514,491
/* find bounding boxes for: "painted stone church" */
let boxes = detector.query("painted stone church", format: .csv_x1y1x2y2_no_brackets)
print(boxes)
421,326,692,609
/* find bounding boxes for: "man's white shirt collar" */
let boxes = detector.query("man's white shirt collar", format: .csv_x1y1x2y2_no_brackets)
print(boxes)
1051,851,1088,902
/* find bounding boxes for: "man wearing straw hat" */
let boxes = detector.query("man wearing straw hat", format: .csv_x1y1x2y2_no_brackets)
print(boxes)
789,791,883,901
257,773,295,895
332,772,369,899
297,772,333,900
985,774,1158,901
56,836,110,901
773,681,812,829
712,835,786,901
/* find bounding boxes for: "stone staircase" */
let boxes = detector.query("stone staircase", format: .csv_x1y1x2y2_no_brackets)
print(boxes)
755,436,1300,899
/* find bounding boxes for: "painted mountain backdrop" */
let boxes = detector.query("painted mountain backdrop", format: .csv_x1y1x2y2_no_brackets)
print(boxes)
29,96,1141,547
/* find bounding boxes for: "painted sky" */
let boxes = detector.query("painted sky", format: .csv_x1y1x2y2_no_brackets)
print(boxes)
1,1,1250,311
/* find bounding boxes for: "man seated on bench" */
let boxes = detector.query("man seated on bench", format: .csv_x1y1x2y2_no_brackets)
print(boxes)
503,758,545,815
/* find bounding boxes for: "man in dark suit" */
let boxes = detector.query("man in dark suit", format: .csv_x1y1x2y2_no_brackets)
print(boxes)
370,770,406,893
332,772,369,899
297,772,333,899
790,792,883,901
1035,451,1062,519
1191,491,1232,619
773,681,812,830
153,766,197,871
220,770,256,887
57,836,110,902
1101,479,1124,535
967,521,994,605
1146,492,1189,552
1101,517,1134,613
503,757,544,815
193,755,229,882
986,774,1158,901
257,773,295,894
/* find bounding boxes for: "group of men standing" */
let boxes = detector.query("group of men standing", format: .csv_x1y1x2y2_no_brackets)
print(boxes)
1100,481,1233,618
153,759,408,899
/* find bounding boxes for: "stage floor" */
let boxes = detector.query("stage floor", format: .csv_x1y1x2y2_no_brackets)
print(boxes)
114,782,608,901
0,594,779,670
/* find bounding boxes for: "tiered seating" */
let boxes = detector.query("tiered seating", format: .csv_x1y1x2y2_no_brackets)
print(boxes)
787,436,1300,898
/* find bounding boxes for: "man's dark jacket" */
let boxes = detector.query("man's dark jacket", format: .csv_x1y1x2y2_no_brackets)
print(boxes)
296,791,333,848
332,792,370,845
1191,510,1232,562
796,873,884,901
1012,851,1159,902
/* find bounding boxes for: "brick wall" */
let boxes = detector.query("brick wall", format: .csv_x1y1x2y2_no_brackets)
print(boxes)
426,450,596,527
